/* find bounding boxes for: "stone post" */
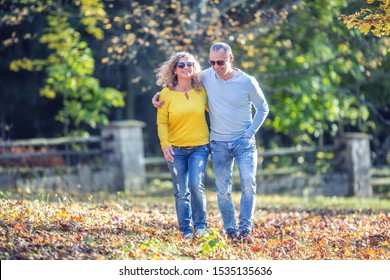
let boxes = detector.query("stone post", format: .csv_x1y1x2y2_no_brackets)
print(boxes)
101,120,146,192
335,133,372,198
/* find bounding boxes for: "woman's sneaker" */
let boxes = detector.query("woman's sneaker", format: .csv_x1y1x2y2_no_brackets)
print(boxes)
238,229,254,243
195,228,208,237
183,232,193,239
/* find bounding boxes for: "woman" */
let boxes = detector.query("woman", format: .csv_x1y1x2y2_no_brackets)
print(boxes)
156,52,209,239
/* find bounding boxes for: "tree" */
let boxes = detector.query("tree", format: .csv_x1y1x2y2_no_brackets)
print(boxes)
1,0,389,161
99,0,389,154
339,0,390,38
1,0,124,136
236,0,390,145
96,0,305,153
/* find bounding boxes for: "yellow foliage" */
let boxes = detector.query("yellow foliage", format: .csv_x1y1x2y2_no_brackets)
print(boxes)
241,61,255,69
340,0,390,40
295,56,305,63
360,22,372,34
40,86,56,99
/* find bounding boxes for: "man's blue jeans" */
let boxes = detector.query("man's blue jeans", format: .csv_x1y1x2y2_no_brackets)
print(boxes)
210,137,257,234
167,144,209,236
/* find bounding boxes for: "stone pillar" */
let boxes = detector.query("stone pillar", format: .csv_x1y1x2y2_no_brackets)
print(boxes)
335,133,372,198
101,120,146,192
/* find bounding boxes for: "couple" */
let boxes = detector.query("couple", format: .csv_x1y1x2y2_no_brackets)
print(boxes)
153,42,269,243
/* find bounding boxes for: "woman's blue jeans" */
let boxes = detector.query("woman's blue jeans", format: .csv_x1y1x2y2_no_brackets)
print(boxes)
167,144,209,236
210,137,257,234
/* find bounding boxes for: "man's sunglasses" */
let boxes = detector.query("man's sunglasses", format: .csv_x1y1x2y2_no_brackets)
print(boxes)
177,62,194,69
209,60,226,66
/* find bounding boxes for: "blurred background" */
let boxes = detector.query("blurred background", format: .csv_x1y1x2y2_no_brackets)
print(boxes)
0,0,389,196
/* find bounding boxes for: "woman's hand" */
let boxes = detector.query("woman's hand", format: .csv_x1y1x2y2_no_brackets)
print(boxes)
163,146,175,162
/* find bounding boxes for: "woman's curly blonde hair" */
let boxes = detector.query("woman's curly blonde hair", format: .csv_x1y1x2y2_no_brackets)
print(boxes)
156,52,203,91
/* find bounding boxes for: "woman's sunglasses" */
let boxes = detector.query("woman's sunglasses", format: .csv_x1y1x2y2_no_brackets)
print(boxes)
177,62,194,69
209,60,226,66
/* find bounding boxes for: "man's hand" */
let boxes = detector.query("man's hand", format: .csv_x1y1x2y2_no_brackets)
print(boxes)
163,146,175,162
152,92,164,108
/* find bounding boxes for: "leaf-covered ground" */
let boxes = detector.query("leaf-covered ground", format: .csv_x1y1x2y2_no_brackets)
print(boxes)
0,190,389,260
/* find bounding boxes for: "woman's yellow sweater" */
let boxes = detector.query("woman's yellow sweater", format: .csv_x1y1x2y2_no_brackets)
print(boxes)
157,87,209,151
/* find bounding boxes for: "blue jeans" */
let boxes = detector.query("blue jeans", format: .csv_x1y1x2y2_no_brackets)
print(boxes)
210,137,257,234
167,144,209,236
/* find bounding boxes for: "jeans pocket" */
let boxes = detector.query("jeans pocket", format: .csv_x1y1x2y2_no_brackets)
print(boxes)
237,136,255,149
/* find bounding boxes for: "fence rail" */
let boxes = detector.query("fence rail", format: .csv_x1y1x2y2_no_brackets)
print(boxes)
371,168,390,186
0,136,101,147
0,150,102,160
0,120,147,192
145,144,343,179
0,136,102,164
0,129,389,198
145,141,390,198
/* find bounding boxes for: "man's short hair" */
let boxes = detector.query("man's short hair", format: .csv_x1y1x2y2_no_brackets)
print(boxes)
210,42,232,56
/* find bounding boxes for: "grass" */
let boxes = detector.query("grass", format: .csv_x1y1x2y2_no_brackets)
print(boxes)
4,179,389,210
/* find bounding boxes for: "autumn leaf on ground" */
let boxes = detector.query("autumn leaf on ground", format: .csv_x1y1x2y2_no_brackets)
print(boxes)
0,192,389,260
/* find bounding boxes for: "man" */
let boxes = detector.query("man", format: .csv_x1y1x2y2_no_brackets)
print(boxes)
153,42,269,242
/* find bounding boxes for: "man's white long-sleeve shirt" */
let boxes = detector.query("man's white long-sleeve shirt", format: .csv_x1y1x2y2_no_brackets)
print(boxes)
202,67,269,142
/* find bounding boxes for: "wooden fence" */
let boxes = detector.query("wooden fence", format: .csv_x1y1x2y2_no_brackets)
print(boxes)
146,142,390,198
0,120,146,193
0,122,389,198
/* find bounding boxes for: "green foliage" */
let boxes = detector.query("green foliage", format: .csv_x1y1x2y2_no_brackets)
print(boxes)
97,0,389,152
232,0,389,145
4,0,124,135
78,0,107,39
197,228,228,257
97,0,328,151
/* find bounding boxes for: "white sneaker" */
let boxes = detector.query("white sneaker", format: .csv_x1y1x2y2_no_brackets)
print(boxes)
183,232,193,239
195,228,208,237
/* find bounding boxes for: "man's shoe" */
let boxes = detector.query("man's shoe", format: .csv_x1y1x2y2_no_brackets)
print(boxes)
238,228,254,243
226,232,238,242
